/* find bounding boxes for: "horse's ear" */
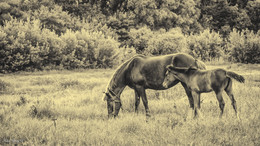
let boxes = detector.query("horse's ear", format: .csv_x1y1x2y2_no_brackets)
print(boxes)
103,92,108,101
189,60,199,70
103,96,108,101
166,65,174,71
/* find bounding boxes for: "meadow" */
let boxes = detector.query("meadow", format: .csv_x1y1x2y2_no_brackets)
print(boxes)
0,63,259,145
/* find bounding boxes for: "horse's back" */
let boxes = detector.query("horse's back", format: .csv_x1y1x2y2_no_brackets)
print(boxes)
127,54,173,89
126,53,202,89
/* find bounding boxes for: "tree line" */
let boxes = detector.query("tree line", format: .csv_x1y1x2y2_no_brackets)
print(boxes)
0,0,259,73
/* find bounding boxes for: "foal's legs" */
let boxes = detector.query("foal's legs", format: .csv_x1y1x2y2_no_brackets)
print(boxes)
134,90,140,113
191,91,201,118
225,79,240,119
215,91,225,118
135,85,151,118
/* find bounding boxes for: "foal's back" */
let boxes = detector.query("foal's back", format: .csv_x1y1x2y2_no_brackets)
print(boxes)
191,68,229,93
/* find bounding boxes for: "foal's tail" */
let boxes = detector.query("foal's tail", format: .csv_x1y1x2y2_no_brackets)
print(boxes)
227,71,245,83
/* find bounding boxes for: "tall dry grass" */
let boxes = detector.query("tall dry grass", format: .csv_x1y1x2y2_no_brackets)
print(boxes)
0,64,259,145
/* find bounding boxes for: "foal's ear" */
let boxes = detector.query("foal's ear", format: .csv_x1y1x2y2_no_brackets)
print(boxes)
166,65,174,71
190,66,198,70
189,60,199,70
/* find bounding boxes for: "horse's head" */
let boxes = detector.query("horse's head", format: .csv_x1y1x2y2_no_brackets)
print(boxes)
171,53,206,70
103,88,122,118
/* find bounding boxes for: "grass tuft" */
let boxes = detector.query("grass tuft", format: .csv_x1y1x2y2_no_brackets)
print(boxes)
0,79,12,94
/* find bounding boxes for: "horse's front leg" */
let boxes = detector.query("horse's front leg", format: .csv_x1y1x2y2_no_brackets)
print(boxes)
135,85,151,118
134,90,140,114
181,82,194,109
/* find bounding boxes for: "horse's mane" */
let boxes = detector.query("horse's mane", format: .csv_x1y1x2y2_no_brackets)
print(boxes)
106,54,144,90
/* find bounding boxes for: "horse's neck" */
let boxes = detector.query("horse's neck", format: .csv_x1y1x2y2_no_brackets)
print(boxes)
109,74,126,97
108,57,132,97
110,82,126,97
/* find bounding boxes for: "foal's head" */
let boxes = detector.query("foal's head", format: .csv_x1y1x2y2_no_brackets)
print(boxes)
162,65,188,88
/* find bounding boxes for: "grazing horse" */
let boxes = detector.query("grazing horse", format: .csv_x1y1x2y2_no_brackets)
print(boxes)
103,53,206,118
162,64,245,119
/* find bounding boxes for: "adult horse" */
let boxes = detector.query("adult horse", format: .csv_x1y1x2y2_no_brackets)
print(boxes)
103,53,206,118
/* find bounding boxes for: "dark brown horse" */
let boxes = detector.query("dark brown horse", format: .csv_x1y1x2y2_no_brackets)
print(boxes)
103,53,206,118
162,64,245,119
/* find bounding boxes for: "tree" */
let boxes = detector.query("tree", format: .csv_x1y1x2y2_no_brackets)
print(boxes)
200,0,251,37
245,1,260,32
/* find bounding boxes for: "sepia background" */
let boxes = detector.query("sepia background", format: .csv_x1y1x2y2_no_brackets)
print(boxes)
0,0,260,145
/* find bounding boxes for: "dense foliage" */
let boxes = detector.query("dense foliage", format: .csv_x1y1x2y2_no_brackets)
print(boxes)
0,0,259,72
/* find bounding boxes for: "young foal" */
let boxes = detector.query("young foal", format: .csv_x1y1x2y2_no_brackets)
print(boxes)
162,65,245,119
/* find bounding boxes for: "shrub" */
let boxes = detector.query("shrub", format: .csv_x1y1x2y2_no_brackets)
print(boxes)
228,29,260,63
60,29,120,69
129,26,153,53
145,28,188,55
60,29,87,69
0,18,62,72
129,27,187,55
0,17,120,72
187,29,224,61
0,79,11,94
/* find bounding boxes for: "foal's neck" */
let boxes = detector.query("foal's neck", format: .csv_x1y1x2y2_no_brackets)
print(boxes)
185,69,204,82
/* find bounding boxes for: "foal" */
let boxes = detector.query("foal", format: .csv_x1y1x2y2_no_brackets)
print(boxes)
162,65,245,119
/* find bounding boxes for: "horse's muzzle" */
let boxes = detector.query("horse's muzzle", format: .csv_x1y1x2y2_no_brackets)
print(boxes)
162,82,168,88
107,101,121,118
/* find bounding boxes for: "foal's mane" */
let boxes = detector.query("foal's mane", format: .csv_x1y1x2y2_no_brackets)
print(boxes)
107,55,144,90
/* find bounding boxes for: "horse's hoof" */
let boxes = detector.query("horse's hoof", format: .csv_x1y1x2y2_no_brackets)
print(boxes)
146,113,151,117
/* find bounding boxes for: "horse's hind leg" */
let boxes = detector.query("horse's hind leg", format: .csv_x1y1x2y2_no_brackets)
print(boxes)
225,79,240,119
215,91,225,118
135,85,151,118
134,90,140,114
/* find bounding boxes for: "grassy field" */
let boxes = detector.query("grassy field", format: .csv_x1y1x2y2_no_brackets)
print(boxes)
0,63,260,145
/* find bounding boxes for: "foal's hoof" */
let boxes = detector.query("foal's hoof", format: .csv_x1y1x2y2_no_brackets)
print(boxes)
145,114,151,122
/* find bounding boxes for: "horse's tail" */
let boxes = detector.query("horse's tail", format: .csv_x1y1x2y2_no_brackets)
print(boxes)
227,71,245,83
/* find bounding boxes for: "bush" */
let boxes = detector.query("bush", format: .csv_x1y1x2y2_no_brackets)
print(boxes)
129,26,153,53
0,18,62,72
187,29,224,61
145,28,188,55
129,27,187,55
60,29,120,69
0,79,11,94
0,17,121,72
228,29,260,63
